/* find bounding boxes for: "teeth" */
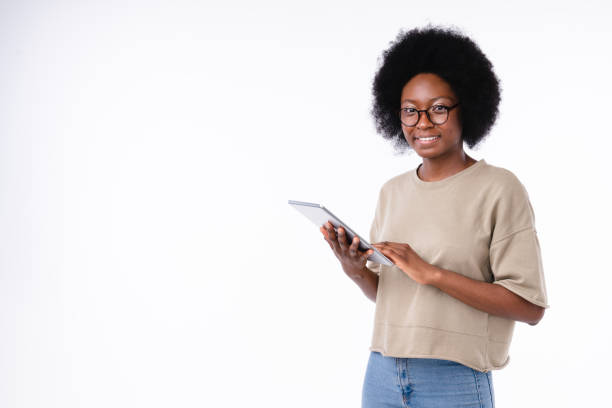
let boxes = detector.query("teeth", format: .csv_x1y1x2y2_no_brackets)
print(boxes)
418,136,439,141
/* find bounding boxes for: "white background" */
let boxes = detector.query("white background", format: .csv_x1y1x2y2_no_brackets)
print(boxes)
1,0,611,406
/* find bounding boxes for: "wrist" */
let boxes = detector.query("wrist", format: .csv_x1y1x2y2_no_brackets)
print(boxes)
424,264,444,286
346,265,370,280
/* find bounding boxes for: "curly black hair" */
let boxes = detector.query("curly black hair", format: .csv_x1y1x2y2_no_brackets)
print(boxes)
371,25,501,154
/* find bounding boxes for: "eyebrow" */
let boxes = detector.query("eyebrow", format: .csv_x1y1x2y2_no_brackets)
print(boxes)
401,96,454,104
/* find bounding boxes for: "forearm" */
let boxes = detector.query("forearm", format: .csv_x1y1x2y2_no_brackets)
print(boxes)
347,266,379,303
426,264,544,325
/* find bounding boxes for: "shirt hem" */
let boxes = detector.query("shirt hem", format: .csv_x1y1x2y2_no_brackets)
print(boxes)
370,323,512,372
493,281,550,308
368,346,510,373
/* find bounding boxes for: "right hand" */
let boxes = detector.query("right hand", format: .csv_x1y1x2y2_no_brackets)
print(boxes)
320,221,374,276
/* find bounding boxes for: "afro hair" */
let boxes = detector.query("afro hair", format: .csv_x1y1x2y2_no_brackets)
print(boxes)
371,25,501,154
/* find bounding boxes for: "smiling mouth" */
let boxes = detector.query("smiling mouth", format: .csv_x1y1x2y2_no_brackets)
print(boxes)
415,135,441,143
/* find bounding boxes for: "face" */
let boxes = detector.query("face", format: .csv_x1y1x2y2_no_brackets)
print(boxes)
400,73,463,159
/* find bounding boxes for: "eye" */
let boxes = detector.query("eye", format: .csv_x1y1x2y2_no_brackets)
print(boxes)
430,105,448,113
401,107,417,115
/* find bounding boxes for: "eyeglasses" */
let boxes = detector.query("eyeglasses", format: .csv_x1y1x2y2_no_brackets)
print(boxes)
398,102,460,127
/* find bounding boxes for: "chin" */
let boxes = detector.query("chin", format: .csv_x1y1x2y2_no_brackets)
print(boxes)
406,139,441,157
413,147,443,159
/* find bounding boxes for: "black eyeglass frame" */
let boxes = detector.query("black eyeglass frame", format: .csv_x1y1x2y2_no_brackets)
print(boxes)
398,102,461,127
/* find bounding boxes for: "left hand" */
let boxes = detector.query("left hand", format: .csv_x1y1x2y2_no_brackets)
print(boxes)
371,241,434,285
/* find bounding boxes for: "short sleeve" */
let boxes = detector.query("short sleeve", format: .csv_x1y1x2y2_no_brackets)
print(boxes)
490,227,549,308
489,177,550,309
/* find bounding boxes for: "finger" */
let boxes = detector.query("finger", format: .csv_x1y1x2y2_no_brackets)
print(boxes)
349,236,359,256
374,242,402,252
382,244,411,259
324,222,341,252
376,246,394,257
382,242,408,249
377,244,399,253
381,247,403,262
377,247,397,262
325,222,337,239
320,227,334,248
337,227,348,249
385,246,401,255
384,253,397,264
363,248,374,261
375,245,386,254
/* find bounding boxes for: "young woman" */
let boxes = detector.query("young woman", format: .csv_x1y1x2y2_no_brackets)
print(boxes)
320,26,549,408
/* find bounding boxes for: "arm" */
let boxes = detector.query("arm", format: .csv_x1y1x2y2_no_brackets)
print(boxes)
347,266,379,303
426,264,545,325
320,223,379,303
373,241,545,325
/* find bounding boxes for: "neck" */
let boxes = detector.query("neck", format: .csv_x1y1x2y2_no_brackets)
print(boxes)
418,150,476,182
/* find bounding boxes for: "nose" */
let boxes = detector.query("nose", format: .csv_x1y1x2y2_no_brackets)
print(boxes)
416,111,434,129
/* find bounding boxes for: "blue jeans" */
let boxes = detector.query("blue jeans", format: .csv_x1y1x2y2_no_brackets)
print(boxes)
362,351,495,408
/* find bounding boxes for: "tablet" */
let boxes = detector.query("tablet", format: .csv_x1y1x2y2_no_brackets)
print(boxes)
288,200,394,266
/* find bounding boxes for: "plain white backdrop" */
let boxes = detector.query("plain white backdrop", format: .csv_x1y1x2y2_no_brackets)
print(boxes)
1,0,611,406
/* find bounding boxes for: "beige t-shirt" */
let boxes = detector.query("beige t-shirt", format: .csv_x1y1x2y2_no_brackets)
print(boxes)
365,158,549,372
